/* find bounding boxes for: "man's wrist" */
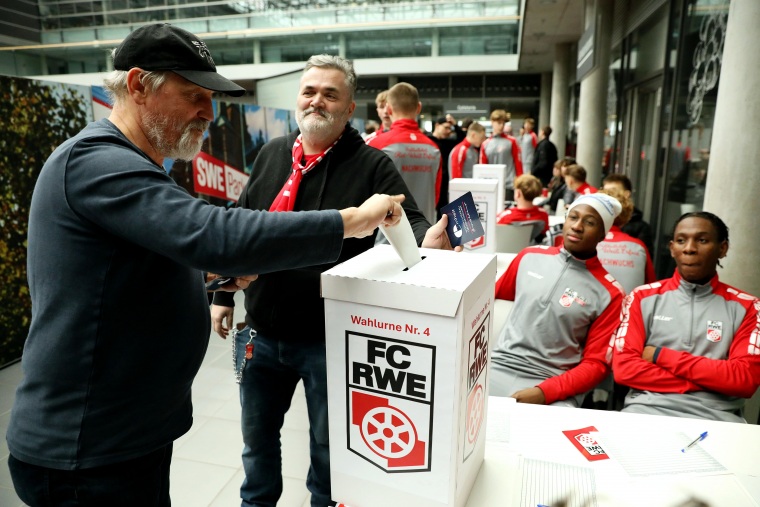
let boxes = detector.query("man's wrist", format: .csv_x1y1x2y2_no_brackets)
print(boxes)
652,346,663,364
339,207,359,238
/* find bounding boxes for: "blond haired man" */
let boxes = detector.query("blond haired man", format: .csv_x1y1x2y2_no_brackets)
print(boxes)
367,82,442,223
480,108,522,201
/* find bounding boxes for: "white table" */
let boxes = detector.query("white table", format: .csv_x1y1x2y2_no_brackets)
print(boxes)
478,253,760,506
466,402,760,506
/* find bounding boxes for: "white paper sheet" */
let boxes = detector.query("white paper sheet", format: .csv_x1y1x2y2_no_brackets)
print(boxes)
380,209,422,268
518,457,597,507
593,429,728,477
486,395,516,443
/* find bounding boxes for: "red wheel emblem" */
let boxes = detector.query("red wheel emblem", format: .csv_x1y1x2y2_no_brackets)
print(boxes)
467,384,484,443
360,406,417,459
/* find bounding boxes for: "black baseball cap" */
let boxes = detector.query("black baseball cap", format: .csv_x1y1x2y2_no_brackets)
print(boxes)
113,23,245,97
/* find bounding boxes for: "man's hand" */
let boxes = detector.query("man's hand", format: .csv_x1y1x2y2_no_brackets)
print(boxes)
211,304,235,339
340,194,405,239
511,386,546,404
421,214,463,251
206,273,259,292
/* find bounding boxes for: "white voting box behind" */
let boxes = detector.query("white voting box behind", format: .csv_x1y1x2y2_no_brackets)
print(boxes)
322,245,496,507
448,178,498,254
472,164,506,213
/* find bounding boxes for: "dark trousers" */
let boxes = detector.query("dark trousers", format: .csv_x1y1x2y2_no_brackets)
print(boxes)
8,443,173,507
236,328,334,507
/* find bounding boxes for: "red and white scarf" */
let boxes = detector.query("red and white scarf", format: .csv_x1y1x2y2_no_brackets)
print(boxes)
269,133,342,212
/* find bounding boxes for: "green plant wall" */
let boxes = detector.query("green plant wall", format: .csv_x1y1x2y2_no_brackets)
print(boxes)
0,76,92,368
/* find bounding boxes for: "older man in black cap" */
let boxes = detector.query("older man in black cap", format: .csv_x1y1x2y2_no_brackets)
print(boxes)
5,23,405,506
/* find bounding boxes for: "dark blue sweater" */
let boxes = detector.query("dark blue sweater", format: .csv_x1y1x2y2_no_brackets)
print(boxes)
7,119,344,469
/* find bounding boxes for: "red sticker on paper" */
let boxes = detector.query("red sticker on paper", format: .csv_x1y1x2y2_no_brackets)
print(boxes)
562,426,609,461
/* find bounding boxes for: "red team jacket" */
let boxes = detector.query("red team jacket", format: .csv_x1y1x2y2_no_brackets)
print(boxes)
495,205,550,233
612,270,760,420
449,138,479,179
595,225,656,294
479,133,522,190
494,246,624,404
368,119,442,223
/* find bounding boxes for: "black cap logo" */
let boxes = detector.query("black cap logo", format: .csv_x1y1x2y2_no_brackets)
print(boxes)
191,40,215,67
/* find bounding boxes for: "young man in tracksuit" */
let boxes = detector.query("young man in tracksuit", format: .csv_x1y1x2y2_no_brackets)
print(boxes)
449,121,486,180
496,174,550,244
519,117,538,175
613,212,760,423
367,82,441,224
480,109,522,202
564,164,597,196
491,193,624,406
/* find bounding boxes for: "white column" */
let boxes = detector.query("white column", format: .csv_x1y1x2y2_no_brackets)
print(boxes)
431,27,440,57
538,72,551,130
550,43,571,158
339,34,347,58
253,39,261,65
703,0,760,299
576,0,613,186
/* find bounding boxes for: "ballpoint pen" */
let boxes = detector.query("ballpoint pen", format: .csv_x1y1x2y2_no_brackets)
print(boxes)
681,431,708,453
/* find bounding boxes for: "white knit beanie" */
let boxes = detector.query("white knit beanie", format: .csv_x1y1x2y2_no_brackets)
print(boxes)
567,194,622,234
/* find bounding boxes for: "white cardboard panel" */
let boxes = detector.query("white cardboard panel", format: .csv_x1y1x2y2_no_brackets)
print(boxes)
472,164,507,213
448,179,499,254
323,248,495,507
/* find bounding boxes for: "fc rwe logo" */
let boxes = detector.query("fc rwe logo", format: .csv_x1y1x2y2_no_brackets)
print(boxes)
463,313,489,462
346,332,435,472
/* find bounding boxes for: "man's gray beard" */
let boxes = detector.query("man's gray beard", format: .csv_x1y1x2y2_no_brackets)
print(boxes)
296,107,348,139
144,112,207,161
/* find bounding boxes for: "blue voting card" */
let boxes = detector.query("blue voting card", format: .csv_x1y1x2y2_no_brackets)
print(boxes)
440,192,485,247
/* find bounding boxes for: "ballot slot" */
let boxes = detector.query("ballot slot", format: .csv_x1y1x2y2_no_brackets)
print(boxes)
403,256,426,272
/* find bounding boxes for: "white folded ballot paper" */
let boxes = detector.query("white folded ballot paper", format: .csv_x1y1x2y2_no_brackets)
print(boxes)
379,209,422,268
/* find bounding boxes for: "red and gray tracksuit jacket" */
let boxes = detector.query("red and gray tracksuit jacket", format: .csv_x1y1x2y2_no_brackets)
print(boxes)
479,133,522,190
520,131,538,175
493,246,624,404
449,139,479,180
367,118,441,223
612,270,760,422
596,225,656,294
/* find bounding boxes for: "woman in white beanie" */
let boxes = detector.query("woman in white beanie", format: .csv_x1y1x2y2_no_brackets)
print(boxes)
490,193,625,406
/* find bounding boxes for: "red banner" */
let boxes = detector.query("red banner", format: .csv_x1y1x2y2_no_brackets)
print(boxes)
192,151,249,202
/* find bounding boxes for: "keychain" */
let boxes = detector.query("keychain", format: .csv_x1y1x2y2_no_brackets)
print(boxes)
232,328,256,384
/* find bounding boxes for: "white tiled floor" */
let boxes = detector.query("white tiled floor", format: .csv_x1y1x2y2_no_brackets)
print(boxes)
0,292,314,507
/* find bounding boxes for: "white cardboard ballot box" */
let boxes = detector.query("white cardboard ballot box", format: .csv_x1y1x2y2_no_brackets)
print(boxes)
321,245,496,507
472,164,506,213
448,178,499,254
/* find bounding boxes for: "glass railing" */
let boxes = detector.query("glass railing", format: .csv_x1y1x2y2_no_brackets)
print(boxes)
0,0,519,76
38,0,519,43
